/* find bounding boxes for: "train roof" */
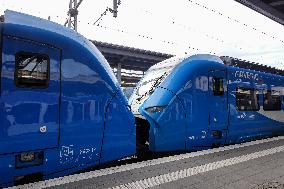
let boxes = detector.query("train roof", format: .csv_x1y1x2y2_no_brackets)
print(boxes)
150,54,284,77
149,54,224,70
221,56,284,76
3,10,83,45
1,10,120,90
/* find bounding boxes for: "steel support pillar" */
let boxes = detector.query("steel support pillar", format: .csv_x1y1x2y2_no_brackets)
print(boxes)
117,63,122,85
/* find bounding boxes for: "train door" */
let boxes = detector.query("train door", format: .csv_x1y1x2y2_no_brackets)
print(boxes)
0,36,60,154
208,70,228,146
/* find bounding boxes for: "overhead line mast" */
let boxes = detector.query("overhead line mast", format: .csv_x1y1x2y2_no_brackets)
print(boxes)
65,0,83,31
65,0,120,31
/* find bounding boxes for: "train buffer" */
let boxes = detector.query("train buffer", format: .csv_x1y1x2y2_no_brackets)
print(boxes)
9,136,284,189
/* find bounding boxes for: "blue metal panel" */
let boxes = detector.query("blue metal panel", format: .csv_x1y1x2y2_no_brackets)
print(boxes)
100,92,136,163
160,55,224,93
57,50,108,167
0,154,14,186
139,87,186,152
226,67,284,144
208,70,228,130
0,36,60,154
208,70,228,146
180,71,211,151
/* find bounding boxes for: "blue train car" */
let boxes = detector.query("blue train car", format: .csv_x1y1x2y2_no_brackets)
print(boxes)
0,10,135,187
130,54,284,153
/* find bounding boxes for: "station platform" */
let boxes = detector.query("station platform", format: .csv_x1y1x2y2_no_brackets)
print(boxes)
9,136,284,189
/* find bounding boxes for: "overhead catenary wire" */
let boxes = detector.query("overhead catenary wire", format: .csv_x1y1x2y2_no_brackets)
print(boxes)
1,1,282,64
94,8,113,26
88,2,204,54
95,5,250,54
88,5,245,55
134,7,226,45
93,24,213,55
91,2,245,55
132,4,281,55
93,0,122,25
187,0,284,44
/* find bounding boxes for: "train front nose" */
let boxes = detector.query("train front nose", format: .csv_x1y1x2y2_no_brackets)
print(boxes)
133,87,186,153
130,87,171,153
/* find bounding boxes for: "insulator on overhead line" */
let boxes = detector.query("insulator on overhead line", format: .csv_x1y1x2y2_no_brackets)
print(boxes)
113,0,118,18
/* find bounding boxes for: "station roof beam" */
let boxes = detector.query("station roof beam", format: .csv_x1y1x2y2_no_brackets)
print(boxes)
92,40,173,72
235,0,284,26
92,40,173,87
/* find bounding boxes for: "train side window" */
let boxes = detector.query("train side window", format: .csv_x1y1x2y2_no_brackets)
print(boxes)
213,77,224,96
236,87,259,111
263,90,281,111
15,52,49,88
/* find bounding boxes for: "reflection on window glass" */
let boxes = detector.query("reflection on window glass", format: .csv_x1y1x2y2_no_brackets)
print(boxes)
213,77,224,96
236,87,259,111
263,90,281,111
135,56,186,97
15,52,49,88
136,67,173,96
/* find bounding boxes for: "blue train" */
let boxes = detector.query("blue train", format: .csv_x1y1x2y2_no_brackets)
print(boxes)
1,9,284,188
0,10,135,187
130,54,284,153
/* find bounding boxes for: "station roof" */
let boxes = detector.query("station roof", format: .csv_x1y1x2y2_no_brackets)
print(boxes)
235,0,284,26
92,40,173,72
92,41,173,87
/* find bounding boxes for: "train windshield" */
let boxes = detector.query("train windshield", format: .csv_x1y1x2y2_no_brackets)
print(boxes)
136,56,186,97
136,67,172,96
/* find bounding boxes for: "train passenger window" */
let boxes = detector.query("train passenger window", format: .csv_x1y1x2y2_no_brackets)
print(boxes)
213,77,224,96
263,90,281,111
15,52,49,88
236,87,259,111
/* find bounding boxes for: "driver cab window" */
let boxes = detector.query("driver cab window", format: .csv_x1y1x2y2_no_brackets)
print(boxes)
213,77,224,96
15,52,49,88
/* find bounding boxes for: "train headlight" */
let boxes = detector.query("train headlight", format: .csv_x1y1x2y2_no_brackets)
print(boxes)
16,151,44,168
145,106,167,113
20,152,35,162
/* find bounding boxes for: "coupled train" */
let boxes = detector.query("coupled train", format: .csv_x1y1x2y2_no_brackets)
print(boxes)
130,54,284,153
0,10,284,187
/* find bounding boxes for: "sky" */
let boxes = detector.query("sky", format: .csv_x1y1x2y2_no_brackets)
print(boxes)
1,0,284,69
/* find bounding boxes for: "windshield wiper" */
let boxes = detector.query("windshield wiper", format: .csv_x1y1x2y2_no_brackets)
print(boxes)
149,72,167,93
19,56,37,69
136,72,167,101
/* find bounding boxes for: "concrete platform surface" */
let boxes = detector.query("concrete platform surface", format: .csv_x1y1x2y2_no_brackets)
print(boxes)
8,136,284,189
